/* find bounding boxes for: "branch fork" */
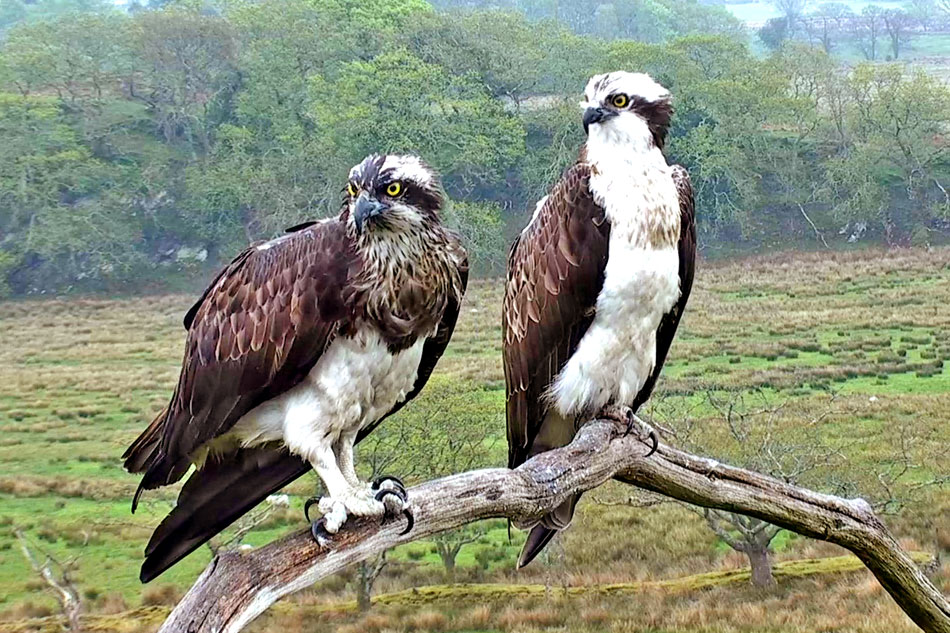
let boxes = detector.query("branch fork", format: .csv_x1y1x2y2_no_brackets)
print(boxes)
159,418,950,633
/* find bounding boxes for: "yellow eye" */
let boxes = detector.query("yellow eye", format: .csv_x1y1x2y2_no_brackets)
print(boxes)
611,93,629,108
386,181,403,197
346,182,358,197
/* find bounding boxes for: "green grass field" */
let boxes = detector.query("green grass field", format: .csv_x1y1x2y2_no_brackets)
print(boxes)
0,248,948,632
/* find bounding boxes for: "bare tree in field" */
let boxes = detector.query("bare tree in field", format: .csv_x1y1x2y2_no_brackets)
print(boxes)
655,390,847,587
771,0,810,34
856,5,885,60
15,530,84,633
340,380,500,607
807,3,853,53
881,9,914,59
353,551,389,612
702,510,784,586
359,381,500,581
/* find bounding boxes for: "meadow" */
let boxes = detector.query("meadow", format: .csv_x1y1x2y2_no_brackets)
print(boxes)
0,247,948,632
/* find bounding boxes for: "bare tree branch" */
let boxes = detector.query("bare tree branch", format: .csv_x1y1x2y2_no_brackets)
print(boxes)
159,418,950,633
15,530,84,633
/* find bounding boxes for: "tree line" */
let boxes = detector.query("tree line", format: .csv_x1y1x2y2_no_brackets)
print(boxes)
760,0,950,60
0,0,948,296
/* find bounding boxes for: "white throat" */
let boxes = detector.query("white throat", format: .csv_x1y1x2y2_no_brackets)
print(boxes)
583,114,680,250
585,115,663,171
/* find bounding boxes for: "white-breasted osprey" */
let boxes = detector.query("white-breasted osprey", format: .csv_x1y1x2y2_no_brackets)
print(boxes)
124,154,468,582
503,72,696,568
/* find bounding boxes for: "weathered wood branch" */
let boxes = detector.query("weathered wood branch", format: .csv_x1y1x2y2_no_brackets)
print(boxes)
160,419,949,633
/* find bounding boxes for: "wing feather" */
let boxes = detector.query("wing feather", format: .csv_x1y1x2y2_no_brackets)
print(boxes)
503,163,610,469
124,221,359,498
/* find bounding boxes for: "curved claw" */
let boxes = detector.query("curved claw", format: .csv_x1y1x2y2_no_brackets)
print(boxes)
374,488,406,505
371,475,406,493
643,429,659,458
310,519,332,546
400,508,414,535
374,488,414,535
304,496,320,523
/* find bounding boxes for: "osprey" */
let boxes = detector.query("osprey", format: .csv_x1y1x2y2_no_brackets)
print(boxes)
503,72,696,568
124,154,468,582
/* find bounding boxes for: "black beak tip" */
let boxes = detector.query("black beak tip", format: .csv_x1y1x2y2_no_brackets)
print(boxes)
583,107,612,135
353,195,386,234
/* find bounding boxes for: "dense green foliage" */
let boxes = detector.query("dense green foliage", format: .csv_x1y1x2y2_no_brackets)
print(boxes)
0,0,948,294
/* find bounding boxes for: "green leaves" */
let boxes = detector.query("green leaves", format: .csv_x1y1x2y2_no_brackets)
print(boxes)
309,49,525,197
1,0,949,293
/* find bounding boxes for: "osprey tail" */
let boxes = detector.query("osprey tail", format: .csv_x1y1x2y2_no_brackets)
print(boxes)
122,407,191,513
123,406,166,475
139,447,309,583
518,494,578,568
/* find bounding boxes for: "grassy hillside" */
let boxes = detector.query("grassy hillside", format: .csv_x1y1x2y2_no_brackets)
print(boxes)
0,248,948,631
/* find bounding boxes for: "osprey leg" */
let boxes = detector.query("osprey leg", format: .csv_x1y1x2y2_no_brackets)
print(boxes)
306,444,385,535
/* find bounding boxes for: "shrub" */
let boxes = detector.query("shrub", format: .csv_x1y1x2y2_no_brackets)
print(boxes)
141,584,181,606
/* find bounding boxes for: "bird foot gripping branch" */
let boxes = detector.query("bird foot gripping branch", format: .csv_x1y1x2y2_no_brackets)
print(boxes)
304,476,414,547
598,405,659,458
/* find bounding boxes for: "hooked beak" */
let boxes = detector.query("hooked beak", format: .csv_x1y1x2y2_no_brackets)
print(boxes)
583,106,616,135
353,193,387,234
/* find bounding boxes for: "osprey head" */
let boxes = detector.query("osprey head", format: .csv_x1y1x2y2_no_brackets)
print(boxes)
344,154,444,236
581,71,672,150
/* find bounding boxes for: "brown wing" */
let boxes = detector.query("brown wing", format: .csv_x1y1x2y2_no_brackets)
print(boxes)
133,236,469,583
503,163,610,469
631,164,697,410
124,219,360,500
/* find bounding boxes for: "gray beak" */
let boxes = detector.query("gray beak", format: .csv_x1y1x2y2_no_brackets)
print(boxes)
583,106,616,134
353,193,387,234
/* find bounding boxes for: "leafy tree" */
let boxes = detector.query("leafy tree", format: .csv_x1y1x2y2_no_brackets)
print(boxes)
1,0,949,294
0,0,109,33
405,11,592,104
129,7,240,152
833,64,950,241
443,200,507,276
758,17,790,50
0,94,145,292
427,0,744,42
771,0,809,35
309,49,525,198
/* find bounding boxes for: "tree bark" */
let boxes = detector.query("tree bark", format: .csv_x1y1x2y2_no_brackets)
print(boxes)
355,562,372,612
354,553,386,612
747,546,776,588
438,545,458,577
158,418,950,633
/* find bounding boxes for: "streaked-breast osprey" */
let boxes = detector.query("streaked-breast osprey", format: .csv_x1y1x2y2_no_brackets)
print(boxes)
124,154,468,582
503,72,696,568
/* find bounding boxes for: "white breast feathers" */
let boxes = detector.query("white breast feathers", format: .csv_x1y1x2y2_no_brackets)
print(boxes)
549,153,682,418
226,328,425,463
